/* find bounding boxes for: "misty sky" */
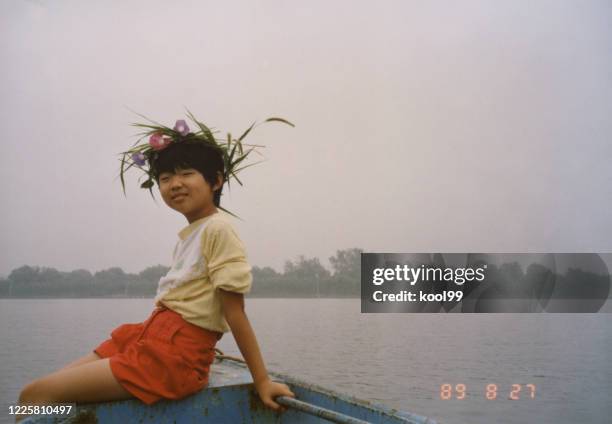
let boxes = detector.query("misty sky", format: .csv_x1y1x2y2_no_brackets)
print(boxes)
1,0,611,277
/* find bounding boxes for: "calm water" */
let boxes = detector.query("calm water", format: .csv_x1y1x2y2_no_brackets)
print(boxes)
0,299,610,424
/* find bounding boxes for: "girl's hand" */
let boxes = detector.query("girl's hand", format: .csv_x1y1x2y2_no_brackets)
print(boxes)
255,378,296,412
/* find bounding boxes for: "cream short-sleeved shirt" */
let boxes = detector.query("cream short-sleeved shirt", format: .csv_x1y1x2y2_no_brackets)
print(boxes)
153,209,252,333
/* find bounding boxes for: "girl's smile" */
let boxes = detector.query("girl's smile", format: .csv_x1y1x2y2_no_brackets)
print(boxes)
171,193,188,202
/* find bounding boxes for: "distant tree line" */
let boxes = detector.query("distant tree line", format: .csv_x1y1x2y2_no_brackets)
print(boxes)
0,248,362,298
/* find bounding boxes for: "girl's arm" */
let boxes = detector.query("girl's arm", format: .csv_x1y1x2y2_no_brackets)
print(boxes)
219,289,295,412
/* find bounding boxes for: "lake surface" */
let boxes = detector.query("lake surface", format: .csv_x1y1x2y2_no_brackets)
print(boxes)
1,299,610,424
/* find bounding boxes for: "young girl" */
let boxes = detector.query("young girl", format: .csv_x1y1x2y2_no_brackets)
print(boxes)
17,115,295,421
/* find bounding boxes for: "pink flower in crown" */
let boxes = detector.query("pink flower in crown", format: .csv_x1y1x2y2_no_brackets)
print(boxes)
173,119,190,136
149,132,172,151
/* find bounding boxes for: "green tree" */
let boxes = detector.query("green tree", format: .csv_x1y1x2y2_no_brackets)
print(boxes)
92,267,129,296
139,265,170,283
283,256,331,297
327,248,362,296
329,248,362,276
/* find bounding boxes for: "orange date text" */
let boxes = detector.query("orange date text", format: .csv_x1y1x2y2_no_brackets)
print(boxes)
439,383,536,400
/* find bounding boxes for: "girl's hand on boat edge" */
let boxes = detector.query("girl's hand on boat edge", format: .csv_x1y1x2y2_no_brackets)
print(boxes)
255,379,295,413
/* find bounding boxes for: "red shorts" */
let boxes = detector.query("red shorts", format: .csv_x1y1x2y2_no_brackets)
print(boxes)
94,305,222,405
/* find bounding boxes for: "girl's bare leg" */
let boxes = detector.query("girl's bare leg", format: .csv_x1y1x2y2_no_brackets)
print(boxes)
16,358,134,422
58,352,103,371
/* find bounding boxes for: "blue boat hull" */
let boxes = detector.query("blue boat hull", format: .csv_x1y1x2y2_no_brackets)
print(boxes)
22,359,437,423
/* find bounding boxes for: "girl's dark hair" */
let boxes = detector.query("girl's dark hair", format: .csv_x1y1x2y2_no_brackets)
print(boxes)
151,141,225,206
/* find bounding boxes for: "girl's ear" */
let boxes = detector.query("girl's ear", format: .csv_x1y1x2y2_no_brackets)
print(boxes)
213,172,224,191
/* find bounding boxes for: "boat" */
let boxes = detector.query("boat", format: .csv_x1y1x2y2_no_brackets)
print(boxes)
22,356,437,423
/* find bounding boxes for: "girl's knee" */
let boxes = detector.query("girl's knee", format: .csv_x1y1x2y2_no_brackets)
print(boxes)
16,380,57,423
19,379,54,404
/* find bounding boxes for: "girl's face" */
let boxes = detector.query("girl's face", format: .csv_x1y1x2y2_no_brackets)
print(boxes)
158,167,222,223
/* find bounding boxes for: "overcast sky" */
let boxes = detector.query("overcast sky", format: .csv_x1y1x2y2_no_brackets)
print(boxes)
1,0,611,277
